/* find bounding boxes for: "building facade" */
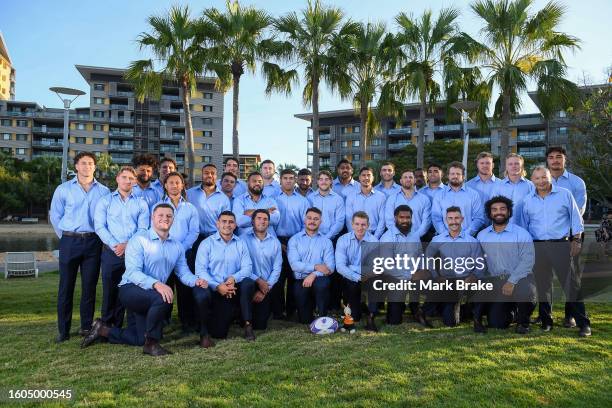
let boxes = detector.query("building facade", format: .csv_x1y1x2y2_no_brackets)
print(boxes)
222,153,261,179
0,32,16,101
0,65,224,182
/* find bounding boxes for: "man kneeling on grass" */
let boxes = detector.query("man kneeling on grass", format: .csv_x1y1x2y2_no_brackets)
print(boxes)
81,203,208,356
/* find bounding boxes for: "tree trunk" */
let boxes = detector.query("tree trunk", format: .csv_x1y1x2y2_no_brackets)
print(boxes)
360,103,368,166
182,80,196,187
232,72,241,160
417,93,427,168
312,75,320,175
499,90,511,177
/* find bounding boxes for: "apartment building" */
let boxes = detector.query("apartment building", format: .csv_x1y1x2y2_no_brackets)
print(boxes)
222,153,262,179
0,32,16,101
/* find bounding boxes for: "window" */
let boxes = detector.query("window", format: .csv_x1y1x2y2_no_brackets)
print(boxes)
0,147,11,153
0,119,11,126
93,124,104,131
371,138,382,146
340,125,360,134
203,143,212,150
93,138,103,145
353,154,361,161
203,105,213,112
202,156,211,163
75,137,86,144
559,110,567,118
353,140,360,147
341,141,348,148
2,133,11,140
372,153,384,160
93,97,104,104
93,111,105,118
559,127,568,135
201,118,213,125
203,130,212,137
77,123,86,130
16,148,26,155
203,92,213,99
16,134,27,141
16,120,27,127
94,83,105,91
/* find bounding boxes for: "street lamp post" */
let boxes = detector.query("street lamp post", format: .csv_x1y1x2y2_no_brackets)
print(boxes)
50,87,85,183
451,100,479,172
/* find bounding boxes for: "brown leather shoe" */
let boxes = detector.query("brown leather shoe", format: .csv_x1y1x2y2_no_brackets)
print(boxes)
199,335,215,348
142,339,172,356
80,319,105,348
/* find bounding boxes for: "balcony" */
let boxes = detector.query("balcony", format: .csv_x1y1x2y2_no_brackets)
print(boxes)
111,157,132,164
470,137,491,144
109,130,134,138
163,107,184,114
160,146,181,153
518,132,546,143
388,127,412,135
110,91,134,97
32,140,63,148
388,141,412,150
434,124,461,132
160,120,183,127
110,104,129,110
161,94,181,101
109,144,134,151
33,151,63,158
32,126,64,134
110,117,134,125
160,133,184,140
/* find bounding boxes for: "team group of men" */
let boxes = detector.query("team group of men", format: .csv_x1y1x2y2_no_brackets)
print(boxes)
50,146,592,356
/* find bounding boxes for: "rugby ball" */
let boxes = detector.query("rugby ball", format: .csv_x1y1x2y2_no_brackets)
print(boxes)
309,316,339,335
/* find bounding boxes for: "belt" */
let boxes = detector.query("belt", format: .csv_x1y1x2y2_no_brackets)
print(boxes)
534,237,568,242
62,231,97,238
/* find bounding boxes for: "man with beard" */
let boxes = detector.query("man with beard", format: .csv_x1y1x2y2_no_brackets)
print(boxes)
233,171,281,235
187,164,231,242
419,163,445,202
466,152,501,204
476,196,537,334
414,168,427,190
384,169,432,238
374,162,401,198
94,166,149,329
288,208,336,324
333,159,358,199
81,203,208,356
432,162,485,236
193,211,256,346
379,205,427,326
522,166,591,337
220,171,238,207
425,207,484,328
345,167,386,239
132,154,161,211
308,170,345,242
296,168,315,199
490,153,534,226
216,157,248,197
151,157,177,198
261,159,281,197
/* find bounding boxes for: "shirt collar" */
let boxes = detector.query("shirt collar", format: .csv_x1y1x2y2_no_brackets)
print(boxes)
315,189,337,197
503,176,527,184
444,184,466,192
148,228,172,242
485,223,514,234
111,189,136,199
298,229,323,239
247,229,274,241
561,169,570,179
69,177,99,186
334,178,356,187
443,230,466,239
211,232,238,243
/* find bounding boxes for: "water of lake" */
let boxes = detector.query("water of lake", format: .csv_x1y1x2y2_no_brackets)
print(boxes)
0,234,59,252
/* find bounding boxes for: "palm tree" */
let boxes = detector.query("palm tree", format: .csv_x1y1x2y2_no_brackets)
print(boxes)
198,0,279,160
126,5,206,185
265,0,357,175
394,7,472,168
470,0,580,174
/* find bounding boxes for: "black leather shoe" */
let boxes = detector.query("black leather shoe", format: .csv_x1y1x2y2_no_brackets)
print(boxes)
530,316,542,325
55,334,70,343
578,325,592,337
473,320,487,333
563,317,577,328
78,328,90,337
515,325,530,334
244,324,256,341
143,340,172,356
365,315,379,332
81,319,105,348
541,323,553,332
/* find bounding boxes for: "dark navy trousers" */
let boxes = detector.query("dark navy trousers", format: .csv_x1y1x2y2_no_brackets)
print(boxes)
293,275,331,324
100,247,125,327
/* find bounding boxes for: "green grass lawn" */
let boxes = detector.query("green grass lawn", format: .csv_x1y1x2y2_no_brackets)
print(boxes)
1,272,610,407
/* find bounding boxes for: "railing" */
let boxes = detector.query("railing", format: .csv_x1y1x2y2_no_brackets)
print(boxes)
470,137,491,144
160,120,183,127
109,145,134,151
111,157,132,164
388,127,411,135
110,91,134,97
164,108,184,113
108,130,133,138
109,104,129,110
160,147,180,153
434,124,461,132
518,132,546,142
1,111,90,120
388,142,412,150
32,126,64,134
161,95,181,101
518,150,546,158
110,117,134,124
160,133,184,140
31,141,63,148
33,151,63,158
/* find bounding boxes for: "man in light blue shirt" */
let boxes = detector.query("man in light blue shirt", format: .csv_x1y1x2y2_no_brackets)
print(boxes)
333,158,358,198
50,152,110,342
216,157,247,197
374,162,401,198
308,170,345,241
132,153,161,211
490,153,534,226
476,195,537,334
81,203,207,356
419,163,446,202
335,211,379,330
232,171,280,235
288,207,336,324
385,169,432,238
94,166,149,328
151,157,176,198
193,211,256,346
466,152,501,203
220,171,239,207
187,164,231,238
432,161,485,236
296,168,315,199
522,166,591,337
243,209,283,330
345,167,386,238
261,159,282,197
425,206,485,327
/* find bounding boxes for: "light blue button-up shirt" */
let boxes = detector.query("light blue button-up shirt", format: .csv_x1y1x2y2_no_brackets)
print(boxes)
466,174,501,204
94,190,149,248
216,178,247,198
195,233,253,290
332,177,358,199
379,226,423,278
132,183,161,211
345,188,387,238
374,182,401,198
419,183,446,202
521,185,584,240
160,196,200,251
50,177,110,238
186,185,231,235
263,180,281,197
490,177,534,226
150,179,164,198
288,230,335,280
384,189,431,237
308,190,345,240
477,223,535,284
295,187,315,200
232,192,281,234
243,230,282,287
335,231,378,282
552,170,587,216
432,184,485,236
119,229,197,290
274,190,309,237
425,230,485,278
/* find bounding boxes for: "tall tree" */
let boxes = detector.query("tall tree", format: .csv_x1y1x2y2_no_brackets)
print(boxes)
126,5,206,185
394,7,474,169
470,0,580,174
265,0,357,174
199,0,279,160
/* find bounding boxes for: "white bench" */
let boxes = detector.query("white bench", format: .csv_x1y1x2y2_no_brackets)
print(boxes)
4,252,39,278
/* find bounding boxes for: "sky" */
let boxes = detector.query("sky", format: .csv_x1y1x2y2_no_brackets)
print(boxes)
1,0,610,168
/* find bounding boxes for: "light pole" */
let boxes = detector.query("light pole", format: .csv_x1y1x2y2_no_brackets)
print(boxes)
50,87,85,183
451,100,479,172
